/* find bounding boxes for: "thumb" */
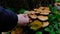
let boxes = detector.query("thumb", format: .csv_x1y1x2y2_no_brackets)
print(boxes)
23,15,29,23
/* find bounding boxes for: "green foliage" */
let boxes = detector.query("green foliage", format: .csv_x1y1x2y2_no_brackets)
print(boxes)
36,31,42,34
45,27,50,31
55,0,60,2
55,29,60,34
7,7,15,11
48,5,60,34
18,9,25,14
48,14,56,23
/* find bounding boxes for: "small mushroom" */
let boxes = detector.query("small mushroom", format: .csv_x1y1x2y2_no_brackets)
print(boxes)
29,19,33,23
29,13,37,19
24,11,30,14
42,22,49,27
34,9,38,12
29,20,42,30
40,10,51,15
40,11,50,15
38,16,48,21
37,9,43,13
44,10,51,13
29,11,35,14
45,7,50,10
39,7,45,9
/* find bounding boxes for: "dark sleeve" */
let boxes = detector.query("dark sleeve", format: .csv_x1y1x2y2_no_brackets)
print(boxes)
0,6,18,32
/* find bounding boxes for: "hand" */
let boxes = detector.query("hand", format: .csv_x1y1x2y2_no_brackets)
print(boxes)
17,14,29,26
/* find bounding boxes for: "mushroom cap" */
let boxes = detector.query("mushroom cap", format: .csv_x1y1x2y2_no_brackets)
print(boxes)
29,20,42,30
38,16,48,21
29,13,37,19
42,22,49,27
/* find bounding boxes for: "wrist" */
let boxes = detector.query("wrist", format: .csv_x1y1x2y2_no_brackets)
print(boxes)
17,15,20,24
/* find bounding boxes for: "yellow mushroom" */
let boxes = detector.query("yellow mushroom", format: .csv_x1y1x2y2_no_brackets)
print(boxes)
29,20,42,31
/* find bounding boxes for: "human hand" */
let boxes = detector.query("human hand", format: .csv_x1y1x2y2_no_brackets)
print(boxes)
17,14,29,26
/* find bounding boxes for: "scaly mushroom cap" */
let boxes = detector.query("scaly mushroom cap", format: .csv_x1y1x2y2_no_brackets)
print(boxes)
29,13,37,19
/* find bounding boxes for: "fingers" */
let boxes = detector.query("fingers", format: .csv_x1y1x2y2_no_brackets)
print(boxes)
17,14,29,26
20,14,29,23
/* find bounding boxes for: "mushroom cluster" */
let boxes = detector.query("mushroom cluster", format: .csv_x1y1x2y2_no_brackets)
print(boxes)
24,7,51,30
